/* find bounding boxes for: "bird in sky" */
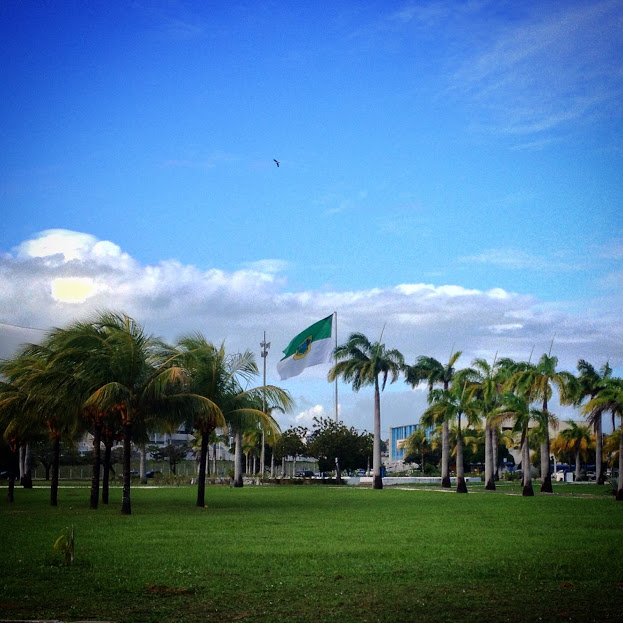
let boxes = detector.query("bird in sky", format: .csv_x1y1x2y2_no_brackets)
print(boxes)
273,159,280,167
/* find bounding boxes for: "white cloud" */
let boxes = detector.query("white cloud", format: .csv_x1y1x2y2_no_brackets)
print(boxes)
1,229,621,435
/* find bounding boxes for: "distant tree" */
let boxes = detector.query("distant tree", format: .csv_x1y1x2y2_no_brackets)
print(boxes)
273,426,307,476
306,417,373,479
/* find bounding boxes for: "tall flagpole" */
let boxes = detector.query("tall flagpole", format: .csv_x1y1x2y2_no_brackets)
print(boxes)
334,311,338,422
260,332,270,476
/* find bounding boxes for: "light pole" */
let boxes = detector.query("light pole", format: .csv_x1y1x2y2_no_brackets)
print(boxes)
260,333,270,477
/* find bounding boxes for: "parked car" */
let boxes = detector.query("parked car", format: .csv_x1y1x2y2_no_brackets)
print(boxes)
295,470,314,478
146,470,162,478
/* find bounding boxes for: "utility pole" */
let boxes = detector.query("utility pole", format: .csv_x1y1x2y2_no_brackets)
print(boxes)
260,332,270,477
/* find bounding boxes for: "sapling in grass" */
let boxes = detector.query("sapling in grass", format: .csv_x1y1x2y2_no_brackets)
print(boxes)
53,524,75,565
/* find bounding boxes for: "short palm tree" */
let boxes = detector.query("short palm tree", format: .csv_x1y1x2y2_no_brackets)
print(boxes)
553,421,593,481
403,352,461,488
329,332,403,489
405,428,428,474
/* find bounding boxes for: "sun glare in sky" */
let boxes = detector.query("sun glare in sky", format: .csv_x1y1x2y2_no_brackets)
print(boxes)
51,277,96,303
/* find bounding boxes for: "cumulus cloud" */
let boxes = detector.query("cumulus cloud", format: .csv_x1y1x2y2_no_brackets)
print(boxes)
1,229,621,434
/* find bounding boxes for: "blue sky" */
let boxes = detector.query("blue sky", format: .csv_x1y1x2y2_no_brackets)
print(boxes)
1,1,622,435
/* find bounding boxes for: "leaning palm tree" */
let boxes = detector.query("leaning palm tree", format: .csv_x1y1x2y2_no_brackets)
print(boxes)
574,360,612,484
582,377,623,500
403,351,461,488
329,332,404,490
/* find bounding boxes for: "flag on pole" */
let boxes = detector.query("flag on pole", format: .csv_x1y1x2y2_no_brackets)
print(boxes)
277,314,333,380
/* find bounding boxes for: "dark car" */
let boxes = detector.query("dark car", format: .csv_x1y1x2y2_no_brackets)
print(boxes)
295,470,314,478
146,470,162,478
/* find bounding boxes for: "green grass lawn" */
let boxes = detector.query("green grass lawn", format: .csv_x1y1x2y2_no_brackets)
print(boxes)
1,483,622,623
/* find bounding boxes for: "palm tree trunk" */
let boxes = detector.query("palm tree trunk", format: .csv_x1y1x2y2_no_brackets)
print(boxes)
484,421,495,490
441,420,451,488
574,449,581,481
233,428,244,487
21,442,32,489
540,400,553,493
595,414,604,485
522,427,534,496
372,377,383,490
102,441,112,504
197,431,209,507
121,423,132,515
89,424,102,510
50,434,60,507
456,414,468,493
616,421,623,502
492,426,499,481
7,448,17,503
139,444,147,485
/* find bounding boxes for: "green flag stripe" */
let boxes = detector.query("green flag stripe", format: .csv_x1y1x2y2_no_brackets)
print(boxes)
281,314,333,360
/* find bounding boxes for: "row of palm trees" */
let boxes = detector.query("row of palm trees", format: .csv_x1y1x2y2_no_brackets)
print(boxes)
0,312,292,513
329,332,622,500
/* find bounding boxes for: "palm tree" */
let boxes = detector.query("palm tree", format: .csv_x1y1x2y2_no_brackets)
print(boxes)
0,344,82,506
218,350,291,488
421,372,478,493
172,336,228,506
403,352,461,488
405,428,428,474
493,392,543,496
582,377,623,500
510,353,577,493
575,360,612,484
329,332,404,489
62,312,186,515
468,357,508,491
553,421,593,481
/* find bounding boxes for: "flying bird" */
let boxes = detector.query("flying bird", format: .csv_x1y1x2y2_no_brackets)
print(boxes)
273,159,280,167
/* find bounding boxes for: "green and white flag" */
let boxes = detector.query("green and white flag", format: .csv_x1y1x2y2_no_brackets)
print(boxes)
277,314,334,380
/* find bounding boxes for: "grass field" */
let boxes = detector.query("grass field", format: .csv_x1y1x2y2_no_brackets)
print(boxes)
1,482,622,623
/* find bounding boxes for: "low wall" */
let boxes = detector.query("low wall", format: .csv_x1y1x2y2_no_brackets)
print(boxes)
344,476,483,486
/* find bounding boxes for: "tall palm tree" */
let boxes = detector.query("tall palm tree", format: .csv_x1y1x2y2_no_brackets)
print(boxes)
510,353,577,493
421,371,478,493
468,357,508,491
329,332,404,490
493,392,544,496
404,352,462,488
574,360,612,484
582,377,623,500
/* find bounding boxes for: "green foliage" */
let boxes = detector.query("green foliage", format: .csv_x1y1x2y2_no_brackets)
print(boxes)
306,417,373,473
